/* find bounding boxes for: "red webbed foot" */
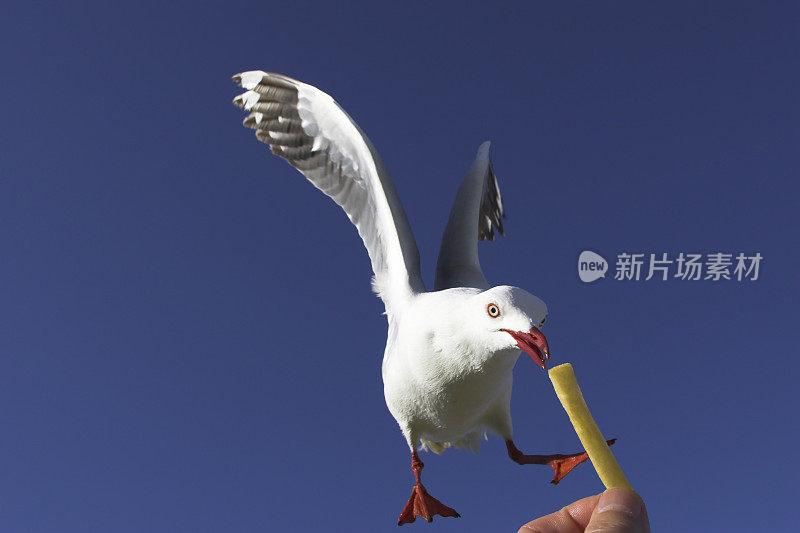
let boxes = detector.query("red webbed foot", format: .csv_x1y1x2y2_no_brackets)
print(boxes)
397,482,460,525
506,438,617,485
397,451,460,525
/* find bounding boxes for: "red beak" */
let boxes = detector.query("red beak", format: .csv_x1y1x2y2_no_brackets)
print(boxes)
501,326,550,370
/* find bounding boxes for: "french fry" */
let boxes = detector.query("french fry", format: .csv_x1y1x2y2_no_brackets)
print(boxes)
548,363,633,490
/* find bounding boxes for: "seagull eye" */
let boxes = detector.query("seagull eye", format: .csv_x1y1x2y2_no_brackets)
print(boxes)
486,303,501,318
539,316,547,328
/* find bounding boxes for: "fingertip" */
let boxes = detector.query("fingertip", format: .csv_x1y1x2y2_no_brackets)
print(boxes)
561,493,602,529
596,487,643,517
517,494,602,533
586,488,649,533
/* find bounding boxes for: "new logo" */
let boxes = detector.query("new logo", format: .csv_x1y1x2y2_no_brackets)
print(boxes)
578,250,608,283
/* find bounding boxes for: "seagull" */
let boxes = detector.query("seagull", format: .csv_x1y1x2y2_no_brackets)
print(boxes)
231,71,611,525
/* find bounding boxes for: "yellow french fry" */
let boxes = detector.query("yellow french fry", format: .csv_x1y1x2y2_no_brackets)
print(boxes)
548,363,633,490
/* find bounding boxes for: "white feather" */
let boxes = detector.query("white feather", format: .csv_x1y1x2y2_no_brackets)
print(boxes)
233,70,424,313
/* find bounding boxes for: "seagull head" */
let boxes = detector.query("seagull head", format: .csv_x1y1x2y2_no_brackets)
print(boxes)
473,285,550,370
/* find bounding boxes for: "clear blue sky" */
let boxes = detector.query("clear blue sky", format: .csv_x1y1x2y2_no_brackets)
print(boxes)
1,2,798,531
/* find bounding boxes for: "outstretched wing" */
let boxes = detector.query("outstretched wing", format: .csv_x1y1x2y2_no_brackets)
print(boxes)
434,141,505,291
232,71,425,311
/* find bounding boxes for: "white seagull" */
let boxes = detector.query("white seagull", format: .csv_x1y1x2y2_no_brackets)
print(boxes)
232,71,611,525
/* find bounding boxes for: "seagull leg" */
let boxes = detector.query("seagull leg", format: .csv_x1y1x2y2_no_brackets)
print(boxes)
397,451,460,525
506,438,617,485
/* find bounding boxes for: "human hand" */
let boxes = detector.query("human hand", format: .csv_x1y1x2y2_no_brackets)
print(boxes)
518,488,650,533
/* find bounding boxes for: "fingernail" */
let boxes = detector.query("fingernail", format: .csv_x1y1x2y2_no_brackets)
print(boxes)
596,488,642,518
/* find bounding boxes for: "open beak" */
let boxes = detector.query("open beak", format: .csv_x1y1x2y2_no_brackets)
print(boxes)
501,326,550,370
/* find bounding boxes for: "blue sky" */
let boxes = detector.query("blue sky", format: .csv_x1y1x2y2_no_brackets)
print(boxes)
1,2,798,531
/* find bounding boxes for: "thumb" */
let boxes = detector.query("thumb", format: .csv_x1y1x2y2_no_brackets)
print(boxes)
585,488,649,533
